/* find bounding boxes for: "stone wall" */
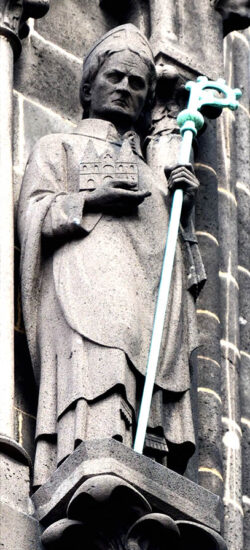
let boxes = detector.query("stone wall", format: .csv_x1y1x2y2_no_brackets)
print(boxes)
12,2,250,549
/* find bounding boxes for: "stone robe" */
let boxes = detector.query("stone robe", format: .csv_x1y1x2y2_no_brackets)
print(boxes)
18,118,205,487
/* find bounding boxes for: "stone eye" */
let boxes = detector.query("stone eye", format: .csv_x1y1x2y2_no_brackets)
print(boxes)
129,76,145,90
106,71,122,84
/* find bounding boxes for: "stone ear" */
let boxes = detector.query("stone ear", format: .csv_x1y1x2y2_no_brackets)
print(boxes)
82,84,91,102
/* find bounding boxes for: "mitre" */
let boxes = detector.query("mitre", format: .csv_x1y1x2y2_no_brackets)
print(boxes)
83,24,154,70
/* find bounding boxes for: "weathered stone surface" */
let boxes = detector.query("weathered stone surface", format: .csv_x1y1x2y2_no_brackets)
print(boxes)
0,453,30,513
243,499,250,550
8,3,250,550
22,98,75,158
150,0,223,81
13,91,75,210
232,30,250,550
197,394,223,496
0,444,39,549
14,93,75,169
35,0,117,59
14,33,82,121
0,501,40,550
193,120,223,497
41,475,226,550
18,24,205,491
32,439,222,531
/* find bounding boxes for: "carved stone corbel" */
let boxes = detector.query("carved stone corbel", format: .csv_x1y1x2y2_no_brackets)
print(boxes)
41,474,228,550
41,475,152,550
213,0,250,35
0,0,49,58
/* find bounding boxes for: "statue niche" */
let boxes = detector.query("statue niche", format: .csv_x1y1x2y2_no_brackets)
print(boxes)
17,24,205,489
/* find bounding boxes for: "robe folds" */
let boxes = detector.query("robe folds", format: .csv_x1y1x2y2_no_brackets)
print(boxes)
18,118,206,486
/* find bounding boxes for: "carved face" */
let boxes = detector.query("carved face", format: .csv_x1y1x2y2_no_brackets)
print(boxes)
87,50,150,127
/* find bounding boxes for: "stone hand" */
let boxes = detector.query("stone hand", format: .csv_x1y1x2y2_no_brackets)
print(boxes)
84,180,151,214
166,164,200,226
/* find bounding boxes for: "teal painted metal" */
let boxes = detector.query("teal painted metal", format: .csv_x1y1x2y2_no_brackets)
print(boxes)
133,76,241,456
177,76,241,138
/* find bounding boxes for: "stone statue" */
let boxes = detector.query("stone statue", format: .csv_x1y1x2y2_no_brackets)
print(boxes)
18,24,206,488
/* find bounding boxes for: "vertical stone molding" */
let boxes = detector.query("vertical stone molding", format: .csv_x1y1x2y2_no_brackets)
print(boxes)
234,29,250,550
0,3,49,550
0,32,15,440
147,0,179,44
0,0,49,441
194,122,223,496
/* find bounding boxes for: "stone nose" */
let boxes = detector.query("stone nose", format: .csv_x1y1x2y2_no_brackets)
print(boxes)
117,76,130,92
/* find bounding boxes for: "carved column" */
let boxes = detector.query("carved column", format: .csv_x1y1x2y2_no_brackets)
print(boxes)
0,31,15,440
0,3,49,549
149,0,179,43
0,0,49,442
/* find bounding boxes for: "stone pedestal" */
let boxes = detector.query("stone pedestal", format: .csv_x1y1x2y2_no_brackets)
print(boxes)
33,439,227,549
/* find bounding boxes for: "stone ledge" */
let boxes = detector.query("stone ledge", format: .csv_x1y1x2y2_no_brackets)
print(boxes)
33,438,222,532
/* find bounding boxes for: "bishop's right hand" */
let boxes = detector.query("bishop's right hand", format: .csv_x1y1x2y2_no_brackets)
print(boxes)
84,179,151,215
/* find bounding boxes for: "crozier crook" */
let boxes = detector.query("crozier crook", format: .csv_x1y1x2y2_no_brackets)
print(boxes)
134,76,242,454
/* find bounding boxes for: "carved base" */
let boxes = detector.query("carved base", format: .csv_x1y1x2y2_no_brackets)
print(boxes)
32,439,228,549
40,474,227,550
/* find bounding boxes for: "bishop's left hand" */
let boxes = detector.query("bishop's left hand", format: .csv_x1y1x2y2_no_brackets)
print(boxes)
165,164,200,226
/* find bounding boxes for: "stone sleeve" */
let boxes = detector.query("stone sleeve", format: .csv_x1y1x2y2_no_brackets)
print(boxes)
42,192,101,237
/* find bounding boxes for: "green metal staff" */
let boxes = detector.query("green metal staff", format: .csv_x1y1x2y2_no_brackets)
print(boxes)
134,76,241,455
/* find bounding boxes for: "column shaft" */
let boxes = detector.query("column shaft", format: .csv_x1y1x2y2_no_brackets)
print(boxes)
150,0,179,43
0,35,14,439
